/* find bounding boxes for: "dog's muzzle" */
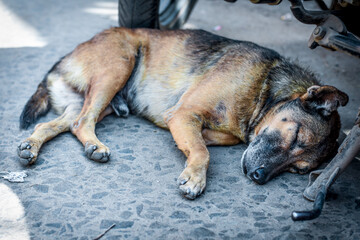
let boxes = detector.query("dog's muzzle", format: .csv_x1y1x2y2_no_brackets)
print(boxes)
241,149,268,185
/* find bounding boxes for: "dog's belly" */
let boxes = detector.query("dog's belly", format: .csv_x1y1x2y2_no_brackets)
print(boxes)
119,60,193,128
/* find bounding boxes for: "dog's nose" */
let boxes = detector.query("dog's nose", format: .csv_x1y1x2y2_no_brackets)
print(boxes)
249,167,266,185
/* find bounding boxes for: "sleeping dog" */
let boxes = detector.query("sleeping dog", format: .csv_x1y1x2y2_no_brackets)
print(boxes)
18,28,348,199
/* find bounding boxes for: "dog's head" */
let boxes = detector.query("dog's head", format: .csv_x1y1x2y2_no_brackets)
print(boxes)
241,85,348,184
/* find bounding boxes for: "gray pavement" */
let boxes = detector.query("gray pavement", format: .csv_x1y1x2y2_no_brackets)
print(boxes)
0,0,360,239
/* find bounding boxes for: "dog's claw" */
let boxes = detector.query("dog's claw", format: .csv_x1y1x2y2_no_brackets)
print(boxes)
178,179,188,185
85,143,110,163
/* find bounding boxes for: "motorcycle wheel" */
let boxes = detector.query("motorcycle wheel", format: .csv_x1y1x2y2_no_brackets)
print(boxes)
118,0,197,29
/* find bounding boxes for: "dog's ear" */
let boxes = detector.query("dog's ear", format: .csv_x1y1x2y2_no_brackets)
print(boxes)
300,85,349,116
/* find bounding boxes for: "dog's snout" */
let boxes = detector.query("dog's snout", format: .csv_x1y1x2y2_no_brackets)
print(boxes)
249,167,266,185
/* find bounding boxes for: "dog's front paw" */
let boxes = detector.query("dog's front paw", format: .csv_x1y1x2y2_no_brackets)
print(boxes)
177,166,206,200
17,140,39,166
85,142,110,163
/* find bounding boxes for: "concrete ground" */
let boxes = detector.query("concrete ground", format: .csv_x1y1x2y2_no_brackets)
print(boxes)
0,0,359,239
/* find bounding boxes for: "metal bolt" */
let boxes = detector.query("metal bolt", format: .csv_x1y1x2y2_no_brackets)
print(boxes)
313,26,326,40
314,27,321,35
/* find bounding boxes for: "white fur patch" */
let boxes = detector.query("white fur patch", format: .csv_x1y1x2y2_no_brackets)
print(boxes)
62,58,88,92
48,75,83,115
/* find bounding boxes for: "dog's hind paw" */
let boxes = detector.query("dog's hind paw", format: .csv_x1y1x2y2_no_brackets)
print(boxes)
85,143,110,163
17,140,38,166
177,167,206,200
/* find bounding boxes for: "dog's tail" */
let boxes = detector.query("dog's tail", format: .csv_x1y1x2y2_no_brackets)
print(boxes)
19,75,51,130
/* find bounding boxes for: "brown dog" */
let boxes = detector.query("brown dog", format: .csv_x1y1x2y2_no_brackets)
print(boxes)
18,28,348,199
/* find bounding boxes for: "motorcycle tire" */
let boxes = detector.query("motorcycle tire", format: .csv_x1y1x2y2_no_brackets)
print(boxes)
118,0,197,29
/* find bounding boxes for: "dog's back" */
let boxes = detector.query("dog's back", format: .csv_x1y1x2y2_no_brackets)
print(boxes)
101,29,319,135
20,28,316,133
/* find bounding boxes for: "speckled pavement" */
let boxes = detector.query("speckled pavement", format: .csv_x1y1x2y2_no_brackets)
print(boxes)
1,0,360,239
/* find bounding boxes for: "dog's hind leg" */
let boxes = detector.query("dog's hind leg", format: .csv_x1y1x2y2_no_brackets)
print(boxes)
70,71,132,163
17,104,81,165
166,112,209,200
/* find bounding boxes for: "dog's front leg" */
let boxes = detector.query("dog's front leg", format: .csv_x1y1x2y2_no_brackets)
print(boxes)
166,112,209,200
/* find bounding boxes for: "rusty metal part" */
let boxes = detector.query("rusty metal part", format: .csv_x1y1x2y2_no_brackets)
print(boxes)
289,0,360,57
